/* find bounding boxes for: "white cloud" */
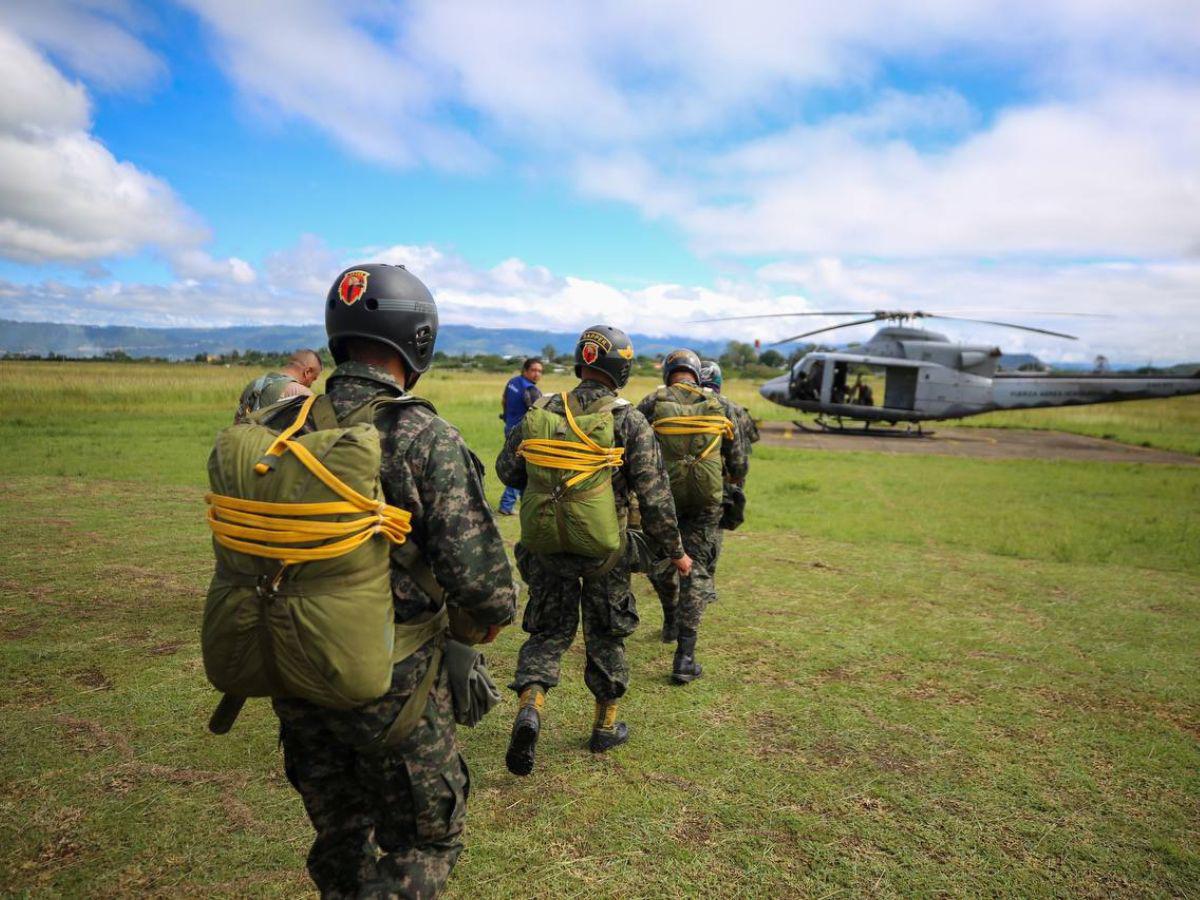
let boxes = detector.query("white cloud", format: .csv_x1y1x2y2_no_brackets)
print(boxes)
0,26,253,282
636,82,1200,259
181,1,1200,264
7,237,1196,363
181,0,486,170
172,249,256,285
0,0,164,92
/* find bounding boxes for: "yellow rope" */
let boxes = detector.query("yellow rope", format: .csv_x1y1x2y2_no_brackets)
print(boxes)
652,414,734,461
206,394,411,564
517,392,625,489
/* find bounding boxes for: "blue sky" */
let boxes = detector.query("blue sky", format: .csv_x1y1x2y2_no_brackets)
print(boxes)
1,1,1198,362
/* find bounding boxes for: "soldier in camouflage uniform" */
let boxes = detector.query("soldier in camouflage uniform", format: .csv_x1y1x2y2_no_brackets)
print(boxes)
700,359,760,453
640,350,748,682
234,349,323,422
272,264,517,898
698,359,756,578
496,325,690,776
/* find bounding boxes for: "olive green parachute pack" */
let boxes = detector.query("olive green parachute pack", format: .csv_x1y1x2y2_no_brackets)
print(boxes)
202,392,444,734
650,383,734,516
517,392,627,559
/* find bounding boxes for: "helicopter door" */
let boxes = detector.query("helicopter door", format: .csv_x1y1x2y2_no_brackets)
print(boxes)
883,366,918,410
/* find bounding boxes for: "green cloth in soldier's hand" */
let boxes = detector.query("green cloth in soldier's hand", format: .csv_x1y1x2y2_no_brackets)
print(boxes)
443,639,502,728
627,528,675,576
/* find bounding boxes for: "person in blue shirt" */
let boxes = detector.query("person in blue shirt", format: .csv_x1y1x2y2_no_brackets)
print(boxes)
498,357,544,514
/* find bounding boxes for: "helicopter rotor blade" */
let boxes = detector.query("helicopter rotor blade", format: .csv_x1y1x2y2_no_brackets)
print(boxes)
925,309,1113,318
690,311,875,323
924,314,1078,340
770,317,884,345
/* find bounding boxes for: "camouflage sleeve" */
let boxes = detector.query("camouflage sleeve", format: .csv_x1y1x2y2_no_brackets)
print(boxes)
739,405,761,445
619,406,684,559
495,424,527,490
412,423,517,626
635,392,657,421
721,397,750,482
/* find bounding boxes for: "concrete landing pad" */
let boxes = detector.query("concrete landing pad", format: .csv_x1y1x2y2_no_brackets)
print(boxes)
756,422,1200,465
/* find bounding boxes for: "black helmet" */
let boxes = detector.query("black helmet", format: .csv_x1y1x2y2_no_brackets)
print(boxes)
662,348,702,385
574,325,634,389
326,263,438,376
699,359,723,392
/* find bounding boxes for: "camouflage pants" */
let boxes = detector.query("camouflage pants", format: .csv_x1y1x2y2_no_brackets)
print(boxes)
511,543,639,701
648,515,720,632
273,646,469,900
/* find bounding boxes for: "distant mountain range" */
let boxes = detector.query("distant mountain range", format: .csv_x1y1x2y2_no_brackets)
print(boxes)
0,320,729,360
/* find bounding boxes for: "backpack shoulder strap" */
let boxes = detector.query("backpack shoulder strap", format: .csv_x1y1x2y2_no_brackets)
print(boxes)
338,393,437,428
531,394,555,410
309,394,339,431
247,393,307,427
584,394,628,415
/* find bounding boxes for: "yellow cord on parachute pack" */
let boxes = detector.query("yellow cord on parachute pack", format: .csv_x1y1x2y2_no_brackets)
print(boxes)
651,383,735,463
205,393,412,564
516,392,625,489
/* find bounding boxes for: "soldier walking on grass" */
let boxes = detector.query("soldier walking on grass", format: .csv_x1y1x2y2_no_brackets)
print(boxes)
496,325,690,776
698,359,757,576
640,350,748,681
700,359,760,452
268,265,517,896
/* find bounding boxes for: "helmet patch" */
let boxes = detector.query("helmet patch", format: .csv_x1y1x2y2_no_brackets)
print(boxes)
580,341,600,365
580,330,613,353
338,270,370,306
617,346,634,360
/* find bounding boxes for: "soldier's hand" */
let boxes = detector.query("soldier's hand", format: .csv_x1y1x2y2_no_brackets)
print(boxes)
672,553,693,578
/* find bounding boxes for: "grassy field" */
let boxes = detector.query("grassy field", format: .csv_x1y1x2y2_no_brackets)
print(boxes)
1,361,1198,897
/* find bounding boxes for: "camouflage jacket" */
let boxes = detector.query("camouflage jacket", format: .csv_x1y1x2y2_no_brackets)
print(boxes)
324,362,517,628
726,398,760,455
235,371,301,423
496,378,685,560
636,384,750,484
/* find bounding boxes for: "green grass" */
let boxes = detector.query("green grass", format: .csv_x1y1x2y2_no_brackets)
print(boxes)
1,361,1198,896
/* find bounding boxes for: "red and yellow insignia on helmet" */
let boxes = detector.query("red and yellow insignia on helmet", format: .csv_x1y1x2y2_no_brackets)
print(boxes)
617,346,634,360
580,341,600,365
338,269,370,305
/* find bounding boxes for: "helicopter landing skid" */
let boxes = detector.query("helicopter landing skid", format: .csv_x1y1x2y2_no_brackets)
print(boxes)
795,417,935,438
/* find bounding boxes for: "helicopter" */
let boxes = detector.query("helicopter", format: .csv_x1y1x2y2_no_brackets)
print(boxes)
697,310,1200,434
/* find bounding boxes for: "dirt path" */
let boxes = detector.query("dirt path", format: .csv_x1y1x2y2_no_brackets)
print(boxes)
756,422,1200,465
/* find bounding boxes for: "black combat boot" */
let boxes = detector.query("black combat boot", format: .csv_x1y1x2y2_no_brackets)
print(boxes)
505,685,544,776
671,628,704,684
588,699,629,753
